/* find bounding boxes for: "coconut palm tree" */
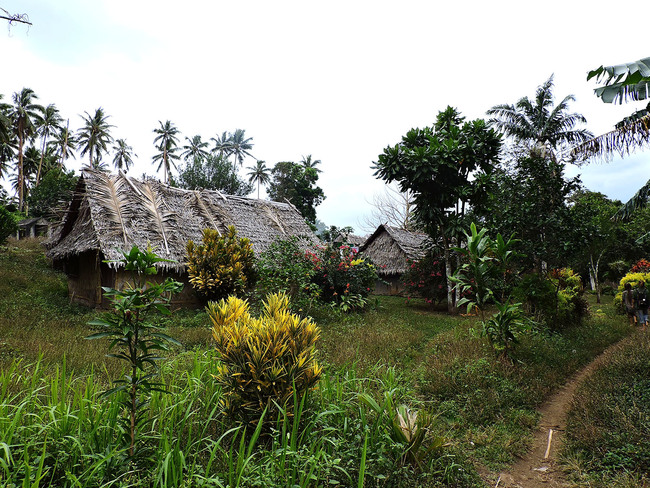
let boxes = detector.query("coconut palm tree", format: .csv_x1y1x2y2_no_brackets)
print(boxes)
228,129,254,166
0,94,11,145
300,154,322,173
487,75,593,159
36,104,63,186
7,88,44,212
211,131,232,159
112,138,136,172
152,120,180,184
78,108,114,169
52,121,76,170
181,135,209,163
247,160,270,199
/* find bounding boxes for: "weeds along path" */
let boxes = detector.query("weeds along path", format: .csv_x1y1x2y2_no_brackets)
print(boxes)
492,329,640,488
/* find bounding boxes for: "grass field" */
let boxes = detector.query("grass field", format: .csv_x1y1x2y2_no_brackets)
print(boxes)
0,238,636,487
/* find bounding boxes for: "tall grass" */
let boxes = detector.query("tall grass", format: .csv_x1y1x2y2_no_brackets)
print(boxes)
562,331,650,487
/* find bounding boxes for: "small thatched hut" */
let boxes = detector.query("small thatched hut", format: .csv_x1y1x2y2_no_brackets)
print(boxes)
45,170,316,307
17,217,50,239
359,224,431,295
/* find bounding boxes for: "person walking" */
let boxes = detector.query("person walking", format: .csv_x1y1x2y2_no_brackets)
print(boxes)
634,280,649,330
622,282,636,326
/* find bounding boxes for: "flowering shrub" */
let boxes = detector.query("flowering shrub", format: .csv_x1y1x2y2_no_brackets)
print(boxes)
614,271,650,309
310,244,377,305
401,252,447,305
256,237,321,313
630,258,650,273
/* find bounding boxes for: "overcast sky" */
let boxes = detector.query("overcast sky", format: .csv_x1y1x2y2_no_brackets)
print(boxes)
2,0,650,233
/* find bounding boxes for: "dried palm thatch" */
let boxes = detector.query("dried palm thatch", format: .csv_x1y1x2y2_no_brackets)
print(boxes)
359,224,431,275
45,170,316,272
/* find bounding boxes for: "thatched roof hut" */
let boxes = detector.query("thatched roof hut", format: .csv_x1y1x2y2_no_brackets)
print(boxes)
359,224,431,295
45,170,315,307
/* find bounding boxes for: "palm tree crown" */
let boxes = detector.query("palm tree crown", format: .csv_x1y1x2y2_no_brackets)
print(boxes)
8,88,44,211
300,154,322,173
152,120,181,184
181,135,209,163
78,108,114,169
36,104,63,185
247,160,271,199
228,128,254,166
53,122,76,170
487,75,593,157
112,138,136,173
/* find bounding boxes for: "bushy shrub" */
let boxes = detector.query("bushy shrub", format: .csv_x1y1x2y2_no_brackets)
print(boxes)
255,236,321,312
514,268,586,331
614,271,650,308
630,258,650,273
401,252,447,305
0,205,18,244
186,226,256,301
310,244,377,304
207,292,322,427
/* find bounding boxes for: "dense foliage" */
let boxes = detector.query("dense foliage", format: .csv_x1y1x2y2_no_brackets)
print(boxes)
401,251,447,305
267,160,325,225
27,168,77,219
0,204,17,243
173,153,253,195
186,226,256,301
207,292,322,428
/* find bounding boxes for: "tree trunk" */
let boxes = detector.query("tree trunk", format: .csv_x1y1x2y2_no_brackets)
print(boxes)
18,135,24,213
442,232,457,314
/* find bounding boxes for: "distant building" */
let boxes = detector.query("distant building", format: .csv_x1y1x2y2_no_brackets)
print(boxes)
359,224,431,295
16,217,50,239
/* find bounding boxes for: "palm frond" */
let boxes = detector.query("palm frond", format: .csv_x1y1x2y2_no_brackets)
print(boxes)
570,113,650,162
614,177,650,222
190,191,222,235
140,181,176,254
93,172,131,244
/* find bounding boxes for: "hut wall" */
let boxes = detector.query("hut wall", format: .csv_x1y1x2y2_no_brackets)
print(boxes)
65,251,103,307
110,269,201,309
373,275,404,296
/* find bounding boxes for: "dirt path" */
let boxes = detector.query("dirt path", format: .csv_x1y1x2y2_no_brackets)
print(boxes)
490,331,638,488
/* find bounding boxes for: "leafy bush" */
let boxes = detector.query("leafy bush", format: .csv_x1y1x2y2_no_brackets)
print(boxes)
186,226,256,301
630,258,650,273
614,271,650,309
255,236,321,312
310,244,377,305
207,292,322,427
401,251,447,305
0,205,18,244
514,268,586,331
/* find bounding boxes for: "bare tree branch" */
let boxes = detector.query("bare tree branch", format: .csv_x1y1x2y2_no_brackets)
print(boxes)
360,183,417,233
1,8,31,26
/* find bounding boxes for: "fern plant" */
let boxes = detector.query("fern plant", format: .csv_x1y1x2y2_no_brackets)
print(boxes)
207,292,322,427
186,226,256,301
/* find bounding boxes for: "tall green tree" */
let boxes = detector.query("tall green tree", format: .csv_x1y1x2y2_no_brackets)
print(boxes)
487,75,593,159
247,159,270,199
152,120,180,184
28,168,78,220
112,138,136,173
52,122,76,170
0,96,15,181
7,88,44,212
300,154,322,173
36,103,63,186
373,106,502,313
78,108,114,170
267,161,325,225
173,154,253,196
211,131,232,158
228,129,254,166
181,135,209,163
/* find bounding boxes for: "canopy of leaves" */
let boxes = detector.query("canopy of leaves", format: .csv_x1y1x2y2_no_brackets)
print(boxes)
173,154,253,196
27,168,78,220
267,161,325,225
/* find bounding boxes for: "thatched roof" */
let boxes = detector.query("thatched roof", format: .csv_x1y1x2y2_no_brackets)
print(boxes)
359,224,431,275
45,170,315,271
